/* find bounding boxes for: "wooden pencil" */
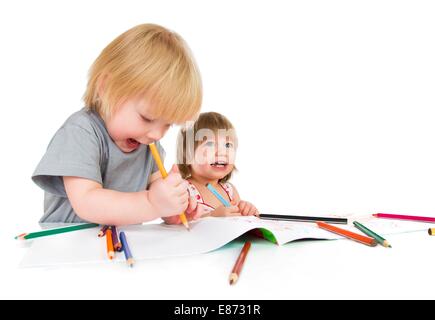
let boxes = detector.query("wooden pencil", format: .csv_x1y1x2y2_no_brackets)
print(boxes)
317,221,377,247
119,231,135,267
98,225,109,237
353,221,391,248
149,142,190,231
373,213,435,223
229,241,251,285
110,226,123,252
105,229,115,260
15,223,99,240
259,214,348,224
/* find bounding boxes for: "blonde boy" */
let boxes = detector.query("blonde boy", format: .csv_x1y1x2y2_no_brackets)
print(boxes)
32,24,202,225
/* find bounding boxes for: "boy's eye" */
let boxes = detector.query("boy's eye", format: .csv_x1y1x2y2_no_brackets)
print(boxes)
141,115,152,123
225,142,234,148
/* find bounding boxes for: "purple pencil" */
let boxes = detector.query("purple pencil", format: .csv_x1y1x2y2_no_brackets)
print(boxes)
98,225,109,237
110,226,123,252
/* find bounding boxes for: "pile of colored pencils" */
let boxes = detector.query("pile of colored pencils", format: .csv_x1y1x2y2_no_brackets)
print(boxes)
99,225,134,267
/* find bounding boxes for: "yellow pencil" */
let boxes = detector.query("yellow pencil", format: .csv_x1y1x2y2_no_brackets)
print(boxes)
428,228,435,236
149,142,190,231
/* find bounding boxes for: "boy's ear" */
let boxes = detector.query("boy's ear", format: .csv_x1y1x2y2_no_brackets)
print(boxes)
97,74,109,99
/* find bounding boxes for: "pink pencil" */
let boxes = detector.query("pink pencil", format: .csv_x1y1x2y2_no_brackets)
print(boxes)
373,213,435,223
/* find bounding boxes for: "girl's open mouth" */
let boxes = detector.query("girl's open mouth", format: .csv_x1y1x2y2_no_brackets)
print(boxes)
210,161,228,168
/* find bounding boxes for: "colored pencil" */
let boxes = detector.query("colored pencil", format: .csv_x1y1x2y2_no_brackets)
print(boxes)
206,183,231,207
373,213,435,223
428,228,435,236
149,142,190,231
119,231,135,267
98,225,109,237
317,221,377,247
259,214,347,225
353,221,391,248
105,229,115,260
15,223,99,240
229,241,251,285
110,226,123,252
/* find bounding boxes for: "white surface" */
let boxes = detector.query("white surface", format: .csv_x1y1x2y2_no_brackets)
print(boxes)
1,1,435,299
4,226,435,299
19,216,433,268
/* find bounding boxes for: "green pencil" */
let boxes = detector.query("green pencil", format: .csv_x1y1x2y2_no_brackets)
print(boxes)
15,223,99,240
353,221,391,248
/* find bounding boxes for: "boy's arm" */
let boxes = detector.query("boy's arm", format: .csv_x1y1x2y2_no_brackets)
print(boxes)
63,176,159,225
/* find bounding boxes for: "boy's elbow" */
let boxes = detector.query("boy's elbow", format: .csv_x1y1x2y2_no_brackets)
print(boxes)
63,176,102,222
68,189,98,222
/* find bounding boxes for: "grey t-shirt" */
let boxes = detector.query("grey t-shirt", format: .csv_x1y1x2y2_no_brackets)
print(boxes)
32,108,165,223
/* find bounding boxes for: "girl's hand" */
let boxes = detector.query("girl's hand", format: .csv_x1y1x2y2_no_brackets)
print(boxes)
236,200,259,216
210,205,240,217
148,165,189,218
162,196,203,225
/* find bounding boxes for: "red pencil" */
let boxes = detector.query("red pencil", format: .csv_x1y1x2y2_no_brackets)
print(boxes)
373,213,435,223
229,241,251,285
317,221,377,247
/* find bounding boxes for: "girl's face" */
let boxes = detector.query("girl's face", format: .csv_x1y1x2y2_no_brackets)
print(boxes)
191,133,237,181
105,97,172,153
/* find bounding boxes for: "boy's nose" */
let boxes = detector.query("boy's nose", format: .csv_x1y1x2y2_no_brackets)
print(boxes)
146,127,165,142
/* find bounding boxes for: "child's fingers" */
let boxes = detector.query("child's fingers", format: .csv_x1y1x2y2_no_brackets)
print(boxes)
229,205,239,212
174,183,189,197
169,164,180,174
225,206,240,216
165,171,184,186
163,215,181,224
179,196,189,208
247,205,257,216
238,201,247,213
186,196,197,214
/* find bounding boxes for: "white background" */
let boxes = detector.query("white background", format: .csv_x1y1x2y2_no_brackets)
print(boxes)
1,0,435,300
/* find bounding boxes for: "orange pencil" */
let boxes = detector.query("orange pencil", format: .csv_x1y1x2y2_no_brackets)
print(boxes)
105,229,115,260
149,142,190,230
317,221,377,247
229,241,251,285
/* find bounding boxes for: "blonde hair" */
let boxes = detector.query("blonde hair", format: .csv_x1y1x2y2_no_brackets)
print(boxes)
177,112,238,183
83,23,202,122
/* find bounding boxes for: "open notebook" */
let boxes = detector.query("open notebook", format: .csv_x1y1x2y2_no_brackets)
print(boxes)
19,215,431,267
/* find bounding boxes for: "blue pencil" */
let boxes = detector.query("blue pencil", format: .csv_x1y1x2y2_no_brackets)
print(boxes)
206,183,231,207
119,231,134,267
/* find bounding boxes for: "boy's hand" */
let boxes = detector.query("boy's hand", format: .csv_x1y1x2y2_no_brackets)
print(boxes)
210,205,240,217
148,165,189,218
162,196,203,225
236,200,259,216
